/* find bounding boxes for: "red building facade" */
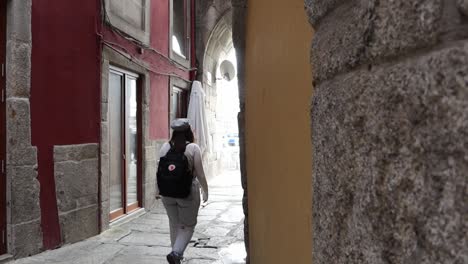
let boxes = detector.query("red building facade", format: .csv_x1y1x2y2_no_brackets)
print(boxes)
1,0,196,257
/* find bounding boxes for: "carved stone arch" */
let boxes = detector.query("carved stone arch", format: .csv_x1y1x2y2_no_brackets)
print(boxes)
196,1,250,262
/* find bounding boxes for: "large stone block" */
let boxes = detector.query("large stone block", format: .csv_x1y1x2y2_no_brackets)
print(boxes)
6,41,31,98
101,102,108,122
54,158,99,213
143,182,156,209
368,0,444,59
310,0,466,83
311,42,468,263
142,79,151,106
54,144,98,162
100,154,110,200
100,199,111,232
9,220,43,258
144,146,157,161
59,205,99,244
7,99,37,166
145,165,157,193
100,122,109,155
6,0,32,43
8,166,40,224
311,0,372,83
101,60,109,103
305,0,346,26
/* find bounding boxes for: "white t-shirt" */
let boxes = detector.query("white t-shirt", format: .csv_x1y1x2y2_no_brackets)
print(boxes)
159,142,209,199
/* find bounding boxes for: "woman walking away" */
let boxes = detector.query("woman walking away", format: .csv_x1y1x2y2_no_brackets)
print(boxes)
157,119,209,264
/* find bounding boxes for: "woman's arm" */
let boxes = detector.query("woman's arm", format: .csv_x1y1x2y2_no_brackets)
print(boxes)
158,142,171,158
192,144,208,202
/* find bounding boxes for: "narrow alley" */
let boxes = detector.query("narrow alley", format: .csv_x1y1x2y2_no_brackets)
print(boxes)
2,0,468,263
6,171,245,264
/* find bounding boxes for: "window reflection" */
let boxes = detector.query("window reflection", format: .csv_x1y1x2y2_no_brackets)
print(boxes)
127,78,138,206
171,0,188,58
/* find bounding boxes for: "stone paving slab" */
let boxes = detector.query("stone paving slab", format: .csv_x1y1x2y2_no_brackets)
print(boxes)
118,231,172,247
104,254,168,264
7,170,246,264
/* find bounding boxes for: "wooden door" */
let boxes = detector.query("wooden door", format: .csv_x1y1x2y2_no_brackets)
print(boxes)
0,0,7,255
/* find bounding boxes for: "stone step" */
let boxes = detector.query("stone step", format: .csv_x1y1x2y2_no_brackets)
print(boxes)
0,254,13,264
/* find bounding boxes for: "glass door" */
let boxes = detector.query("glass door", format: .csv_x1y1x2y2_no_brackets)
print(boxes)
125,77,138,212
109,71,124,217
109,67,141,221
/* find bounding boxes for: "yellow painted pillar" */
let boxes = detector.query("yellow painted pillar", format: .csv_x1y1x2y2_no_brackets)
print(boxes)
245,1,314,263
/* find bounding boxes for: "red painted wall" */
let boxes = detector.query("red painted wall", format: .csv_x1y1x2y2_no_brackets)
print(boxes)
150,75,169,138
150,0,170,139
103,0,195,140
31,0,101,249
29,0,195,250
151,0,169,55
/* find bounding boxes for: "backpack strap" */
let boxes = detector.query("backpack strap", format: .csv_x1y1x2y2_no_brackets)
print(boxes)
168,141,175,153
168,141,190,153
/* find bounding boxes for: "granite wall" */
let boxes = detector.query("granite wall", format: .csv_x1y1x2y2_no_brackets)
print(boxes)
307,0,468,263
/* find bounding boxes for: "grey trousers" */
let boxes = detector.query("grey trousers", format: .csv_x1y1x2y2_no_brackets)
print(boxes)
162,181,201,255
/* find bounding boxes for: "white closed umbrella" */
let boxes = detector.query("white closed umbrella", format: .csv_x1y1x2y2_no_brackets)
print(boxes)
187,81,210,155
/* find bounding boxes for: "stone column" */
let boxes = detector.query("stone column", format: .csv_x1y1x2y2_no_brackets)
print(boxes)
232,0,249,263
6,0,43,257
307,0,468,263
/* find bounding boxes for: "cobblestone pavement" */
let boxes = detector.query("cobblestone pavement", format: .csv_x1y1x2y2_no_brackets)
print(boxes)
8,170,246,264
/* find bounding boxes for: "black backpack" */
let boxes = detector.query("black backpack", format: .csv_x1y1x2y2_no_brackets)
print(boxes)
157,142,193,198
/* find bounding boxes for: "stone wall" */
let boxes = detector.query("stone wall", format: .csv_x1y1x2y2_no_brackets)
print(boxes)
197,0,249,261
54,144,99,244
5,0,43,257
231,0,248,262
195,1,234,181
195,0,231,81
307,0,468,263
202,11,234,181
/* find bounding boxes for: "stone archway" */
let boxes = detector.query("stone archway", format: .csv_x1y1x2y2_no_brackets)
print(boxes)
196,2,250,261
201,10,235,179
